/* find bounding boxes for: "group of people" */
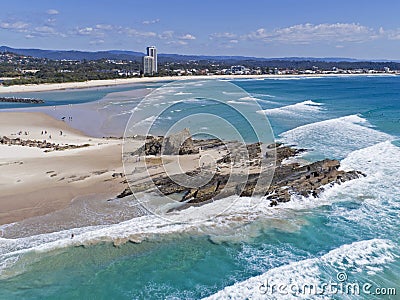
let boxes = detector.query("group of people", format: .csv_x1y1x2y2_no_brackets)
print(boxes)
17,131,29,136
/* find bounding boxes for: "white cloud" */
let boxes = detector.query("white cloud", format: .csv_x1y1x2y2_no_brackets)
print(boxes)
46,9,59,15
246,23,379,43
46,18,57,24
125,27,157,37
159,30,174,39
31,25,66,37
34,26,56,34
89,39,105,45
167,40,188,46
76,27,95,35
0,21,29,31
95,24,115,30
384,28,400,40
142,19,160,25
209,32,237,39
179,34,196,40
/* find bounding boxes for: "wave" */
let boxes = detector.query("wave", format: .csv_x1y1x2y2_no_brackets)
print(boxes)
0,187,357,279
204,239,396,299
318,141,400,233
174,92,193,96
251,93,276,98
238,96,279,106
227,100,255,106
1,141,398,279
265,76,325,81
257,100,324,117
279,114,393,159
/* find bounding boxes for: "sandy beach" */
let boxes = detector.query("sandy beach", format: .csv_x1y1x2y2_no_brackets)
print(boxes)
0,112,126,225
0,110,230,229
0,73,394,94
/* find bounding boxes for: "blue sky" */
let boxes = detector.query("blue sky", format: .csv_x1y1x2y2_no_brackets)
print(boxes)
1,0,400,59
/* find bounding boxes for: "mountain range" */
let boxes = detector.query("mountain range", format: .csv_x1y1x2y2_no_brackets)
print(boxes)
1,46,396,63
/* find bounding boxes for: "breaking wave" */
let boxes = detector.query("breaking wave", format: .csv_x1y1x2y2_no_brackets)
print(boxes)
257,100,324,117
279,115,393,159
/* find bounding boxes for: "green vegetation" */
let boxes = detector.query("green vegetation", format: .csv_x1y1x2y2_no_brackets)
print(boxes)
0,53,141,86
1,51,398,86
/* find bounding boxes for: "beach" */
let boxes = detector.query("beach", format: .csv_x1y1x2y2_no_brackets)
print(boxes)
0,73,394,94
0,112,126,225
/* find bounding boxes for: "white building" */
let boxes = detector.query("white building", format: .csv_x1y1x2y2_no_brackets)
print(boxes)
146,46,157,73
230,65,249,75
143,55,154,75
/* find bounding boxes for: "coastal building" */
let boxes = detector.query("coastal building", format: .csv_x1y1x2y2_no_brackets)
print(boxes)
146,46,157,73
230,65,247,75
143,55,154,75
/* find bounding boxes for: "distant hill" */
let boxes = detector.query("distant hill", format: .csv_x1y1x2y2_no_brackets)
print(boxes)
0,46,144,61
1,46,395,63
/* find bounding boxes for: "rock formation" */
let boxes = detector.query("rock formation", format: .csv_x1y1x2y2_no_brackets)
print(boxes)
132,128,199,156
0,136,90,151
163,128,198,155
0,97,44,104
119,136,365,209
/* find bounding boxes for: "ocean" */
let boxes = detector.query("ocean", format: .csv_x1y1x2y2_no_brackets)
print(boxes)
0,75,399,299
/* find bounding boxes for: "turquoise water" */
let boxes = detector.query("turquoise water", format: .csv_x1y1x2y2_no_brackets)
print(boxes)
0,83,162,109
0,76,399,299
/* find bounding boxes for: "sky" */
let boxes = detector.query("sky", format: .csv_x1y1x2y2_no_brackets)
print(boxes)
1,0,400,59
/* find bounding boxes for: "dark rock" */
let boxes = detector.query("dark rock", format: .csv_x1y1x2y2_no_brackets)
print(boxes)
119,137,365,210
163,128,199,155
0,97,44,104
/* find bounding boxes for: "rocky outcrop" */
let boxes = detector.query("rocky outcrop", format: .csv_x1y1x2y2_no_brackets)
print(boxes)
163,128,198,155
240,158,364,205
0,136,90,151
0,97,44,104
132,128,199,156
118,140,365,208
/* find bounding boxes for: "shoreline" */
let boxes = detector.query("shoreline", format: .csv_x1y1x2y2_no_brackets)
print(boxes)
0,73,395,94
0,112,126,226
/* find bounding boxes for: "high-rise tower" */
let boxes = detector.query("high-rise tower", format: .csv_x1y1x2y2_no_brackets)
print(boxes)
146,46,157,73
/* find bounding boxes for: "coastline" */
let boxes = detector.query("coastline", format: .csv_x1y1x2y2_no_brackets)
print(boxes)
0,73,395,94
0,112,126,226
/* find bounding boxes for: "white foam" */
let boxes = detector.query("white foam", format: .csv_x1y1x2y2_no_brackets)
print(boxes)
257,100,323,117
8,137,396,275
128,115,157,132
174,92,193,95
1,141,398,279
319,141,400,229
0,191,346,278
251,93,276,98
238,96,279,106
279,115,393,159
204,239,395,300
227,100,255,106
265,76,325,81
240,96,260,101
